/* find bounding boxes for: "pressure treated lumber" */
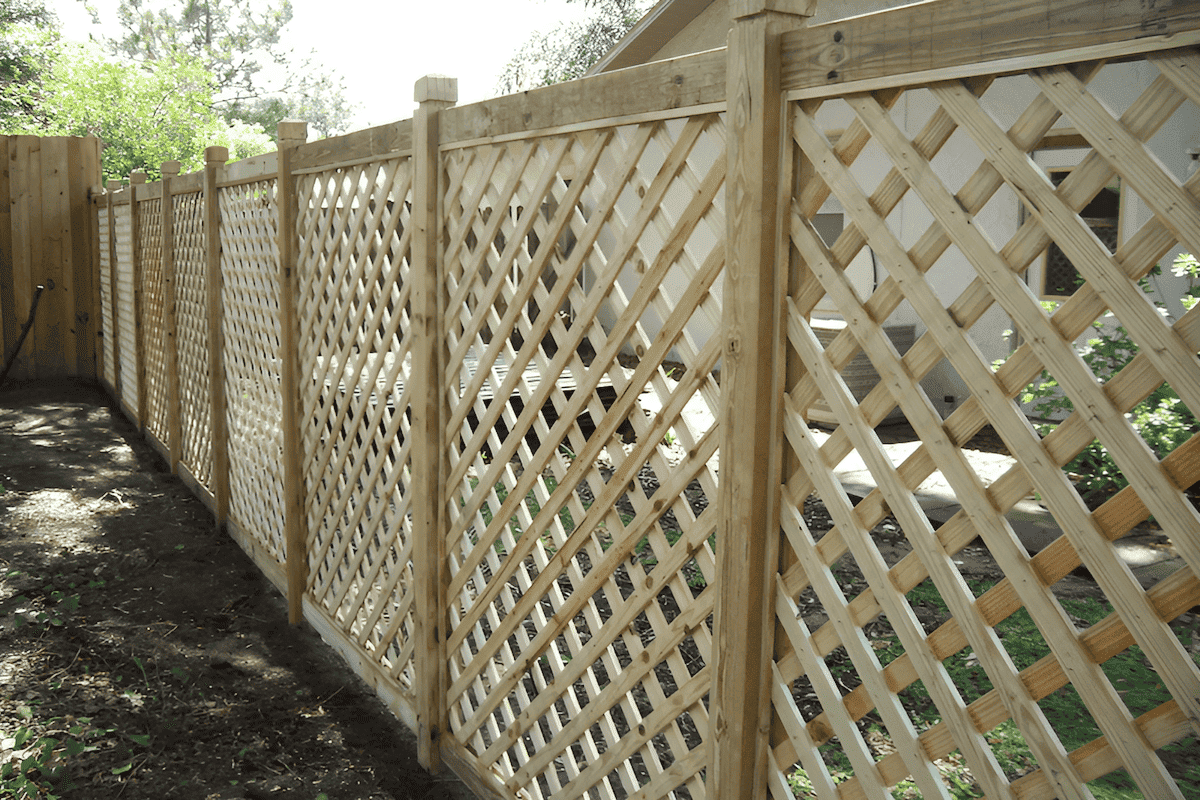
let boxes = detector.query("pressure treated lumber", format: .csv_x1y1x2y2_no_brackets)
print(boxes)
710,3,813,797
411,75,456,774
782,0,1200,96
160,161,183,472
277,121,308,626
129,170,147,428
205,147,230,530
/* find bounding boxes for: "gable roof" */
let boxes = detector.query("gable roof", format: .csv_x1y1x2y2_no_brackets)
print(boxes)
587,0,925,75
586,0,725,76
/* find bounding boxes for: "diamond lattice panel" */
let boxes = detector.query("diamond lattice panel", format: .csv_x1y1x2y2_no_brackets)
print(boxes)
139,197,169,442
174,190,212,487
769,54,1200,799
220,180,286,566
296,158,420,693
114,203,138,416
97,203,114,385
441,114,726,800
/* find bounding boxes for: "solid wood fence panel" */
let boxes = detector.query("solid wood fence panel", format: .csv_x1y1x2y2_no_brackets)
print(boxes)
767,42,1200,800
96,198,114,388
173,189,213,488
138,193,170,444
219,178,287,567
113,200,138,418
438,110,725,800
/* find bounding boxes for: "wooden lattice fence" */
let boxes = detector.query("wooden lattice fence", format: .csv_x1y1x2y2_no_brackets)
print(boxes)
90,1,1200,797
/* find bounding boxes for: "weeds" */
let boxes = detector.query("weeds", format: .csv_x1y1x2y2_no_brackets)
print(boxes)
788,579,1200,797
1006,254,1198,504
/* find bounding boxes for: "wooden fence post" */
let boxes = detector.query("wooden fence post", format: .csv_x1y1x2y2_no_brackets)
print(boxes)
412,74,457,773
277,120,309,625
205,147,230,530
129,169,147,429
160,161,183,472
711,2,815,796
106,180,122,395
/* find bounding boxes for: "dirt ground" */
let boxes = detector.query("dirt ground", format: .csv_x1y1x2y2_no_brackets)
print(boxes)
0,380,476,800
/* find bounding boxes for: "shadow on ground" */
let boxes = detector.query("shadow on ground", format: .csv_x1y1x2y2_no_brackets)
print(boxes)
0,379,475,800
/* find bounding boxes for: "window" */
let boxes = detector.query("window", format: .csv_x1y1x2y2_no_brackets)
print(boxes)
1038,169,1122,298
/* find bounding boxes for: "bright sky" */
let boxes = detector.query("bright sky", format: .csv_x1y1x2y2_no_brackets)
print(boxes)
47,0,591,131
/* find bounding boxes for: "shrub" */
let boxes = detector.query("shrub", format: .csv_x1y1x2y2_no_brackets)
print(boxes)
1017,253,1198,503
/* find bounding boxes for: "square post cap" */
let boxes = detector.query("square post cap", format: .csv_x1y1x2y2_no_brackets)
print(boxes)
416,75,458,104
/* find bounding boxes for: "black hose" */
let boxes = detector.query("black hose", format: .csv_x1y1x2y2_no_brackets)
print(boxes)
0,285,46,388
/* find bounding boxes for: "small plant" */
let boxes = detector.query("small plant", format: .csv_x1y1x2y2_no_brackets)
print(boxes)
1,713,112,798
1011,255,1198,503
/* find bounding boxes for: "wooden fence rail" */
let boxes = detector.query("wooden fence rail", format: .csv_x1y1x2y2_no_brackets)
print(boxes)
86,1,1200,797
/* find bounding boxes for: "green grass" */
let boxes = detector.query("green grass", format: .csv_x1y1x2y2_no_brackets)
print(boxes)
789,579,1200,798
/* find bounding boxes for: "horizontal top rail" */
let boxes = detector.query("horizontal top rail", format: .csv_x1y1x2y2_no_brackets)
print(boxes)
218,152,277,187
439,48,726,146
291,119,414,173
783,0,1200,97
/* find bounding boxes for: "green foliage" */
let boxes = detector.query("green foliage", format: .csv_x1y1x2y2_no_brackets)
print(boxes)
2,40,273,181
1,714,111,798
0,0,56,126
109,0,352,138
497,0,652,93
788,579,1199,797
1173,251,1200,312
1015,254,1198,502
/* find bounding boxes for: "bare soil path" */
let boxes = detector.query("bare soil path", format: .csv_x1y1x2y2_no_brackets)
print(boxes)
0,380,475,800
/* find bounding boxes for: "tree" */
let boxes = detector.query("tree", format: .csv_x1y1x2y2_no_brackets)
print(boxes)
497,0,651,94
4,40,273,181
0,0,57,126
109,0,352,138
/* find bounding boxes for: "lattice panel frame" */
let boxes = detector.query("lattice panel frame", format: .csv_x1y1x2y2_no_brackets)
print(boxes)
768,51,1200,799
138,197,169,441
440,114,726,800
174,190,212,487
295,157,421,693
114,203,138,416
220,179,286,566
97,203,114,386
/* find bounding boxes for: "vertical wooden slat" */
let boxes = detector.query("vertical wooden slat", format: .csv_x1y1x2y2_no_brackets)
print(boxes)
161,160,183,471
9,136,38,381
106,180,122,394
412,73,457,773
710,2,814,797
277,121,309,625
76,138,103,380
41,137,69,377
205,147,231,529
129,169,147,427
0,136,10,358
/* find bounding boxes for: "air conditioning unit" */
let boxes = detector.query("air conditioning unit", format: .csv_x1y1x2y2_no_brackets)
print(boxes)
805,318,915,426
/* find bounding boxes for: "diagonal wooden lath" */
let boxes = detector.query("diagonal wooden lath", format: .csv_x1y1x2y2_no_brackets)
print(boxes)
788,82,1192,797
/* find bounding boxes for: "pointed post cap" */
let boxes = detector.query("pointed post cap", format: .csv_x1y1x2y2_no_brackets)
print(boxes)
415,75,458,104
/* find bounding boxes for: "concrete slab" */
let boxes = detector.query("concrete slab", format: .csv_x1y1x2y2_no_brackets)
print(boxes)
632,379,1181,587
807,428,1182,587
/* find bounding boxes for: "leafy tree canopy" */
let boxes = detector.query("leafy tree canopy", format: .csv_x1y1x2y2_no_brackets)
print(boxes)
0,0,56,124
497,0,651,94
3,37,272,182
109,0,352,138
